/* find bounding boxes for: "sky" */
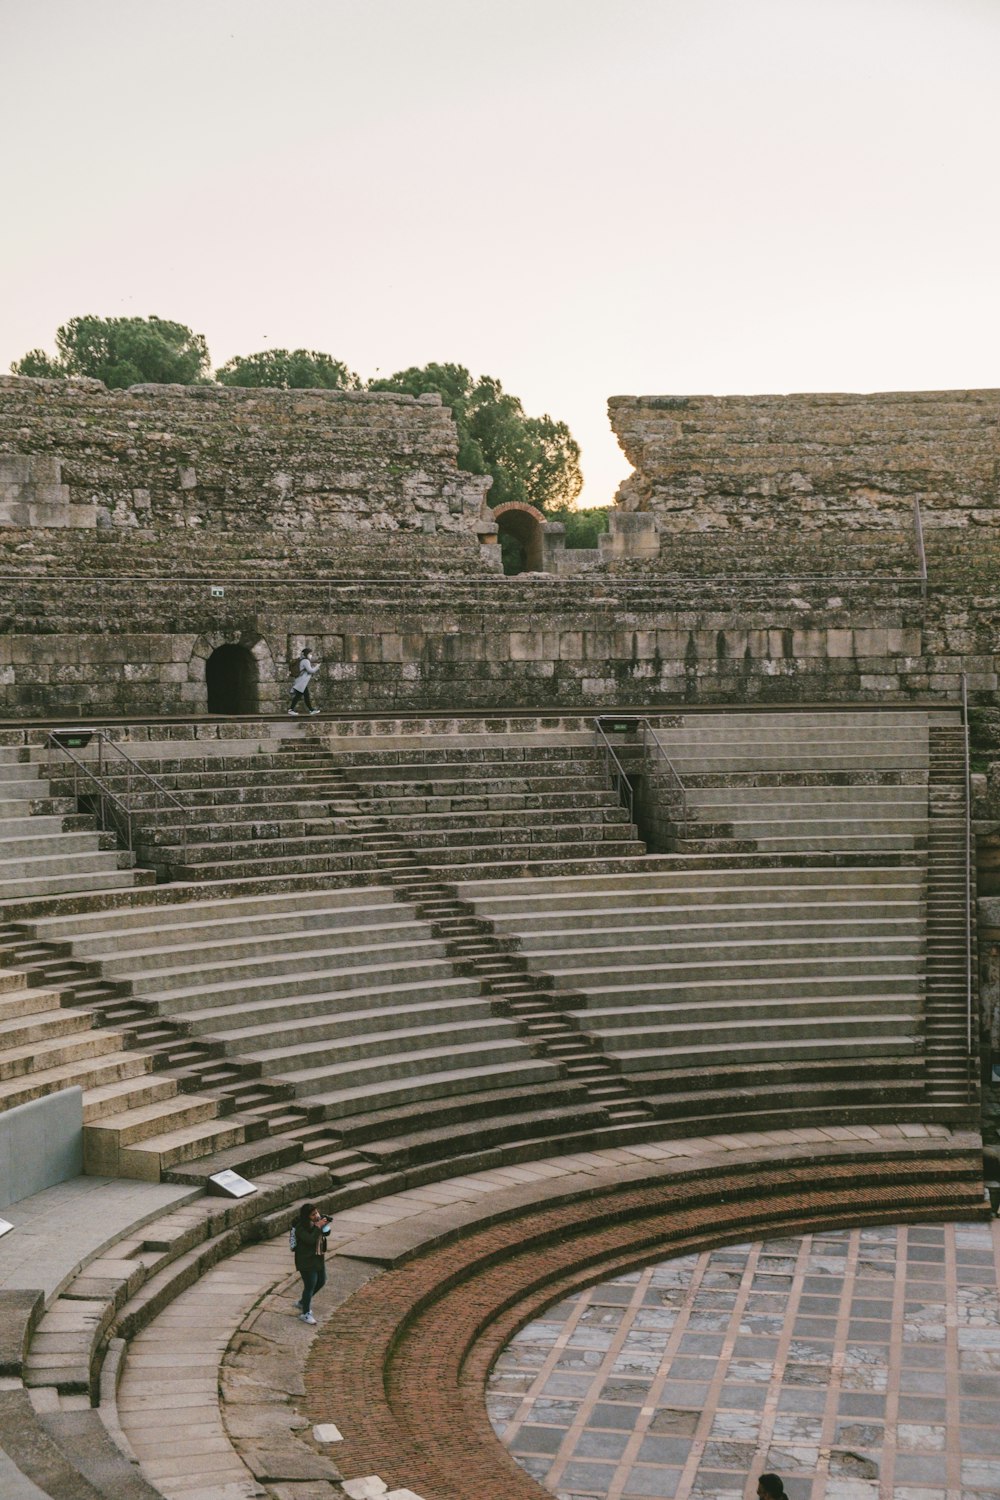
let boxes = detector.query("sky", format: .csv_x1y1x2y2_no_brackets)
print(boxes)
2,0,998,506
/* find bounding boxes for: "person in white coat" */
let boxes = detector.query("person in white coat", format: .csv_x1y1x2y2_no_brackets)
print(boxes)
289,648,321,715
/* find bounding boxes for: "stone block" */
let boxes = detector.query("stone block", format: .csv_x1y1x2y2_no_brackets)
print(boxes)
509,631,545,662
826,629,855,658
791,629,826,658
853,628,890,656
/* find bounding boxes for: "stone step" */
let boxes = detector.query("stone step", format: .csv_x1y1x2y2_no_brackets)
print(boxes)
0,1026,125,1081
91,926,444,980
495,904,924,938
460,865,925,905
129,953,477,1011
204,994,504,1047
172,972,485,1032
249,1019,524,1077
28,883,398,940
0,1003,95,1051
302,1056,561,1120
81,1071,180,1121
615,1033,920,1072
110,1112,259,1180
83,1090,221,1150
553,963,924,1008
0,1047,152,1112
522,933,924,966
576,991,922,1031
685,831,923,851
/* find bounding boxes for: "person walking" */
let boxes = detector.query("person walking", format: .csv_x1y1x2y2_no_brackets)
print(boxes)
289,648,321,715
292,1201,331,1323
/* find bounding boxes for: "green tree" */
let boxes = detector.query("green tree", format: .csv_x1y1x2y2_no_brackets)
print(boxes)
11,315,211,387
216,348,361,390
368,363,582,511
546,503,610,548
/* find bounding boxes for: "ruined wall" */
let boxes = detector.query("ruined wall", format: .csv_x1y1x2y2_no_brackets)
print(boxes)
608,390,1000,575
0,375,492,541
5,382,1000,723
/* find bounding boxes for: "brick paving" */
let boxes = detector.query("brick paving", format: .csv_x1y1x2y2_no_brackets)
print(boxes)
487,1221,1000,1500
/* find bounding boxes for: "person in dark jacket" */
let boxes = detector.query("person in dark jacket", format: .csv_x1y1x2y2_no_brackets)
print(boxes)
757,1476,788,1500
293,1201,331,1324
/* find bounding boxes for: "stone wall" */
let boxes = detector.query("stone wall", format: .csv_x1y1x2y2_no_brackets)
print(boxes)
0,572,943,718
0,375,492,540
608,390,1000,553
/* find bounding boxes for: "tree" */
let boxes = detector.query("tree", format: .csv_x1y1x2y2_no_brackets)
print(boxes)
11,315,211,387
546,504,610,549
368,363,582,511
216,348,361,390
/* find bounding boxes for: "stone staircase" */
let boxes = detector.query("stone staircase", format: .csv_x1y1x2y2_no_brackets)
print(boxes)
924,723,978,1103
0,962,266,1180
0,746,154,901
44,735,645,883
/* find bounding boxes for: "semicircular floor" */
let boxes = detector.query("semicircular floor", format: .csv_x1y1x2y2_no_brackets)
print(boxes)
486,1221,1000,1500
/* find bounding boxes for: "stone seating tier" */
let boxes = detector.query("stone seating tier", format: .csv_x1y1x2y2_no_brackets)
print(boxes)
0,709,975,1198
0,748,153,902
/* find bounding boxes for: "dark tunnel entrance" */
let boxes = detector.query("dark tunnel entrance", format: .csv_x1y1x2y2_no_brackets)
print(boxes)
205,644,260,714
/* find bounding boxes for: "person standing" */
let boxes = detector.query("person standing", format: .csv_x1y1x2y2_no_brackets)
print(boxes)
289,648,321,715
293,1201,331,1324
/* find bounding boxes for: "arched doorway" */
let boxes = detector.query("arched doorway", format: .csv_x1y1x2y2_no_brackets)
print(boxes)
205,644,259,714
492,502,546,575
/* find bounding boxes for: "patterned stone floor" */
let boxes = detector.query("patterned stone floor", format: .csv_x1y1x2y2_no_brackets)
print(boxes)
486,1220,1000,1500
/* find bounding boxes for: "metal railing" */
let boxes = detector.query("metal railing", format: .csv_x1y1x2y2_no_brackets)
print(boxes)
46,729,189,872
593,719,634,823
638,718,688,835
960,676,975,1085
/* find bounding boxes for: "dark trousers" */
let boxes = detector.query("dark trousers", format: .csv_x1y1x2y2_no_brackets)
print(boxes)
289,685,314,713
300,1260,326,1314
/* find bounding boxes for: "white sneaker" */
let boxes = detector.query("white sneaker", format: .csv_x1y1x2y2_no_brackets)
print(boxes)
309,709,320,715
288,710,299,716
299,1312,316,1325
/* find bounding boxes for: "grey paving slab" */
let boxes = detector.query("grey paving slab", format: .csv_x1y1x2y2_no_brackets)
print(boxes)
487,1220,1000,1500
0,1175,199,1301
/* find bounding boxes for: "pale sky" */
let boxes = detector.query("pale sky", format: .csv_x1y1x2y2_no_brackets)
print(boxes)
2,0,998,506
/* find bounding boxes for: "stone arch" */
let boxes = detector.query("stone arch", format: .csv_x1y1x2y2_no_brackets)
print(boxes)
492,501,546,575
189,631,278,715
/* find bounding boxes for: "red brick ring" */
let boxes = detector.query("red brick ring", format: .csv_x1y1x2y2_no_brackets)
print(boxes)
304,1147,982,1500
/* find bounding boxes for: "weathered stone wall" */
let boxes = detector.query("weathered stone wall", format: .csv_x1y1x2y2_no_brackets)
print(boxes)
0,375,492,540
0,572,943,718
609,390,1000,549
4,382,1000,727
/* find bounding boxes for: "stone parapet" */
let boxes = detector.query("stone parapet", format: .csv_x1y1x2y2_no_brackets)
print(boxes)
608,390,1000,553
0,375,492,538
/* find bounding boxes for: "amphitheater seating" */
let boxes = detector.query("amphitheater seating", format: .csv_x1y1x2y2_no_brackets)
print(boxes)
46,733,646,882
460,865,928,1126
0,746,152,901
0,707,977,1194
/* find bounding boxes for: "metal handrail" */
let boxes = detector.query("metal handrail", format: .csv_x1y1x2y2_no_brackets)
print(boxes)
593,719,634,823
960,676,974,1092
913,496,928,600
46,729,189,873
43,741,136,856
638,719,688,833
